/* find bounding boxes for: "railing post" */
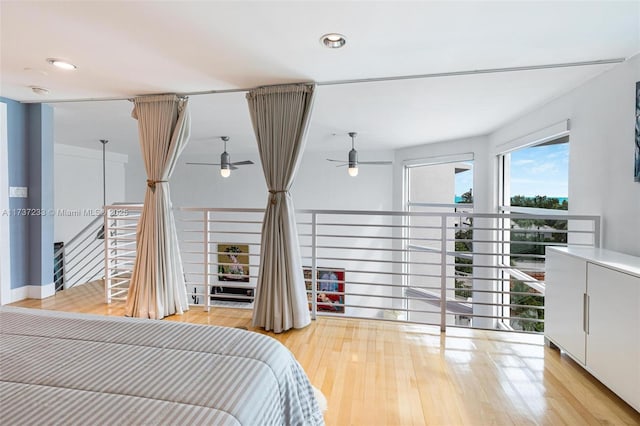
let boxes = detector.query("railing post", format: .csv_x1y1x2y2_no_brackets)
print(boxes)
440,214,447,333
104,210,110,304
403,212,409,321
311,212,317,320
204,210,210,313
61,246,67,292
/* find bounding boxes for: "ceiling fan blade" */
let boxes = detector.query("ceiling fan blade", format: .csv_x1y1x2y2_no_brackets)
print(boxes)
229,165,239,170
336,164,348,167
230,160,254,166
186,162,220,166
326,158,347,163
359,161,393,165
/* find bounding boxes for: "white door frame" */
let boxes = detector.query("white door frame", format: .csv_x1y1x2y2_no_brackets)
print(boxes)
0,102,11,304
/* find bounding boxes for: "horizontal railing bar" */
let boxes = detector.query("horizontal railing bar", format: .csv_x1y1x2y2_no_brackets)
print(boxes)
153,205,601,223
112,231,137,238
313,222,446,230
314,256,438,266
449,300,544,310
108,271,133,278
110,262,134,269
446,275,545,285
447,288,544,297
409,202,473,208
107,241,137,248
306,245,427,254
205,219,264,225
454,313,544,323
108,249,136,259
317,234,440,242
110,289,129,297
207,231,262,236
180,207,265,213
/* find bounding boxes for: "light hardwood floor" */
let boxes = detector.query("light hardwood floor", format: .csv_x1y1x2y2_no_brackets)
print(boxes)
10,282,640,426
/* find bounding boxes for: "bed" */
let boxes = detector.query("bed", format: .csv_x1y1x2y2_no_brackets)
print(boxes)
0,307,324,425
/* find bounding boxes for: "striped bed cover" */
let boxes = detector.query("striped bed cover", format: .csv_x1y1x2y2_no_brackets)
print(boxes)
0,307,324,425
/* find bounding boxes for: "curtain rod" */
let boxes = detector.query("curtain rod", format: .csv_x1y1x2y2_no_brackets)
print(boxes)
27,57,626,104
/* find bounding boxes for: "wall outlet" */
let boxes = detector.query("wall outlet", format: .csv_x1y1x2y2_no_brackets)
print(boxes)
9,186,28,198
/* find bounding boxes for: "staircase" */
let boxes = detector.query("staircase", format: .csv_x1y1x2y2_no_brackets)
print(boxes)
53,215,107,291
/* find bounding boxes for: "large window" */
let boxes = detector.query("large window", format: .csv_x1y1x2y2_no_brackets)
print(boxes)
403,156,474,325
499,136,569,332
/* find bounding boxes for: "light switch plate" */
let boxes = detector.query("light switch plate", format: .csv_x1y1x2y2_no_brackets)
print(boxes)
9,186,28,198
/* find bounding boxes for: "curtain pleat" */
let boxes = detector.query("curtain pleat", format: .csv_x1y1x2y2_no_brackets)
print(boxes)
246,84,315,333
125,94,191,319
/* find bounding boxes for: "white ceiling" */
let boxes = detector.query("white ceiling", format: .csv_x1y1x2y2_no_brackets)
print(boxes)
2,1,639,155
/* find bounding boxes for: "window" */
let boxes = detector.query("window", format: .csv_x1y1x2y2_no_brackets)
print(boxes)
403,155,474,324
498,136,569,332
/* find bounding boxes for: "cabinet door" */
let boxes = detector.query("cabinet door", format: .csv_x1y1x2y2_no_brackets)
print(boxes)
586,263,640,411
545,250,587,364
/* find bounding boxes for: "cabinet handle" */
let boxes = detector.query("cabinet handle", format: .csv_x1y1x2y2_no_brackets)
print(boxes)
583,293,590,334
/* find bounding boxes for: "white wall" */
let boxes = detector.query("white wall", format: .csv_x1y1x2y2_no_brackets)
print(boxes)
490,54,640,256
54,144,127,244
127,149,394,211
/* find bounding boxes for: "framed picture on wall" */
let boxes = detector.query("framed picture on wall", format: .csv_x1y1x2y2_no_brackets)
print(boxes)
217,243,250,282
635,81,639,182
303,267,345,313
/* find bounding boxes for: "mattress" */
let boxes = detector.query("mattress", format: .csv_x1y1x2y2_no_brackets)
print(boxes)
0,307,324,425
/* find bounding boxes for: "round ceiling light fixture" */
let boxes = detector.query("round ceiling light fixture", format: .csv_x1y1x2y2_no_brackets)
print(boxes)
46,58,77,70
320,33,346,49
29,86,50,95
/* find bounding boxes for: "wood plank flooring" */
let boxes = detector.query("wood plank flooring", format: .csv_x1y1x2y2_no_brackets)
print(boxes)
10,282,640,425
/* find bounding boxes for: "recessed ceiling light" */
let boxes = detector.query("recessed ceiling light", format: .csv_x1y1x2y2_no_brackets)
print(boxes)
320,33,346,49
29,86,50,95
46,58,77,70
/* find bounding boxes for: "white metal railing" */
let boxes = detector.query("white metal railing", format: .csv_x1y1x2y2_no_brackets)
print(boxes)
104,204,600,333
103,205,142,303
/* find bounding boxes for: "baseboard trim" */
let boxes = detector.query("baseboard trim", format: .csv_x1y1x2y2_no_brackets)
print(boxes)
5,282,55,304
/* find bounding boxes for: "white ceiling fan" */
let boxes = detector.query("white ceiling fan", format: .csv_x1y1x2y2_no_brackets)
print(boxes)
326,132,392,176
186,136,254,178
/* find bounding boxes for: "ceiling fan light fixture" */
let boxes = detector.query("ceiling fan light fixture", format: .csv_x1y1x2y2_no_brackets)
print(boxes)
46,58,77,70
185,136,253,175
348,144,358,177
320,33,346,49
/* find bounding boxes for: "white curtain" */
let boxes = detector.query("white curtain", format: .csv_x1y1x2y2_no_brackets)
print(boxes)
246,84,316,333
125,94,191,319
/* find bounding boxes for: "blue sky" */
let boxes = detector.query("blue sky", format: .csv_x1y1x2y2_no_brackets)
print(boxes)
454,143,569,199
509,143,569,197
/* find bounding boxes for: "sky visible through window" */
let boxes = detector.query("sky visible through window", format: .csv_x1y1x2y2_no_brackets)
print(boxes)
509,143,569,198
454,143,569,201
455,163,473,202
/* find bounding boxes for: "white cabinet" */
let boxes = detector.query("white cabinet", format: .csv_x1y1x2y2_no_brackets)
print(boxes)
545,250,587,363
545,247,640,412
586,263,640,411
